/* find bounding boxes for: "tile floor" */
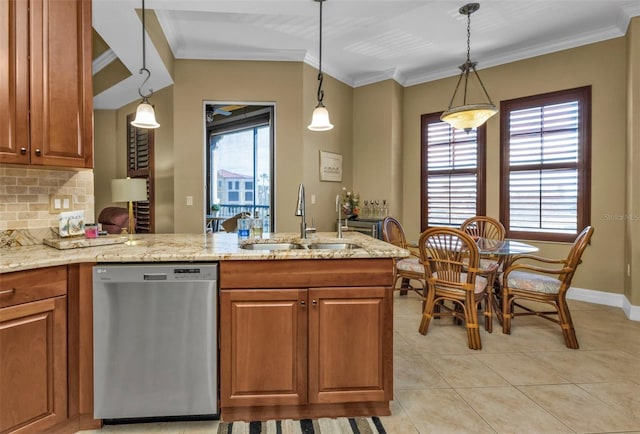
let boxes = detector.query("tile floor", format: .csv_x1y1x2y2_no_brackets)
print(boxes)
78,292,640,434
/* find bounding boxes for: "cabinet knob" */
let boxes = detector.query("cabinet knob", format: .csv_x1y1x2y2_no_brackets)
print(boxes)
35,148,42,156
300,300,306,307
20,148,27,155
312,299,317,305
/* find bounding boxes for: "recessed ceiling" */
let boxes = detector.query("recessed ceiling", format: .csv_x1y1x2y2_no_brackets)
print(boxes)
92,0,640,109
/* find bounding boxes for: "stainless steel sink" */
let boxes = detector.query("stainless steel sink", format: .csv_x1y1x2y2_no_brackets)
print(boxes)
240,242,305,250
307,243,363,250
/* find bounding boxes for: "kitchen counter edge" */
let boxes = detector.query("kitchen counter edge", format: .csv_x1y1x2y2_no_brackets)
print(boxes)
0,232,410,273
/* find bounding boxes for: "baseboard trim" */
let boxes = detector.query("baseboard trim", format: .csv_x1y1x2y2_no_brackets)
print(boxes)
567,287,640,321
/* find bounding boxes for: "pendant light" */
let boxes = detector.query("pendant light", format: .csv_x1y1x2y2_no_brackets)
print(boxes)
130,0,160,129
441,3,497,131
308,0,333,131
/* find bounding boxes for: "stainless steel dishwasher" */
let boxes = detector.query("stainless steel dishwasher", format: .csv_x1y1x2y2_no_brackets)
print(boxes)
93,263,218,422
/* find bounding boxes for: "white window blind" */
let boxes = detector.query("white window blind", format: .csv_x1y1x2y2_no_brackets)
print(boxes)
501,86,591,241
422,116,485,229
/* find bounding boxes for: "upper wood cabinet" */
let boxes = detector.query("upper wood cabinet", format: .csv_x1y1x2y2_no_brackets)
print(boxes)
0,0,93,168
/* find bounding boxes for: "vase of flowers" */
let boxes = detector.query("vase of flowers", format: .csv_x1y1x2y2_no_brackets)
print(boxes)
341,188,360,220
211,203,221,216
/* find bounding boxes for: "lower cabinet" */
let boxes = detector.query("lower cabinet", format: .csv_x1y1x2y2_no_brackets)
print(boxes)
219,259,394,421
0,266,68,434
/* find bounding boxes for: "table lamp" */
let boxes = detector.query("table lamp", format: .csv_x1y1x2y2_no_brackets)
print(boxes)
111,178,147,243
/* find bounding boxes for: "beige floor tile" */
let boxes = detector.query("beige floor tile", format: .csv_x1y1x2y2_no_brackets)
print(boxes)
518,383,640,433
394,353,450,390
474,352,570,385
455,386,573,433
528,350,638,383
424,354,510,388
577,382,640,418
395,388,496,434
378,399,421,434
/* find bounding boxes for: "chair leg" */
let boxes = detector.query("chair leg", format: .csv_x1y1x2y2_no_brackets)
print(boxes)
484,296,493,333
502,292,512,335
557,298,579,349
399,277,410,296
464,300,482,350
418,288,436,335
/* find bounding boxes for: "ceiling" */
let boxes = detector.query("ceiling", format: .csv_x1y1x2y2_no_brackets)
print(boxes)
92,0,640,110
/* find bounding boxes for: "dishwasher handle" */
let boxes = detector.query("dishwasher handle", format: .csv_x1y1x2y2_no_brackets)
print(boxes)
143,273,168,281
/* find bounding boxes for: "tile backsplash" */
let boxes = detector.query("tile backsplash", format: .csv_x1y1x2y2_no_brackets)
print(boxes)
0,165,94,246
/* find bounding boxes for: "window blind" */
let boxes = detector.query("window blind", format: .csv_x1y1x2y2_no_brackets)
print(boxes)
507,102,579,234
421,115,485,229
500,86,591,242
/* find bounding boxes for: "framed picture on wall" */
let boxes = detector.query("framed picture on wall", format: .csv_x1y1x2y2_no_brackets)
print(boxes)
319,151,342,182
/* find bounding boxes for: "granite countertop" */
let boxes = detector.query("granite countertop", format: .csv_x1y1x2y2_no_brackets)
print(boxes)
0,232,409,273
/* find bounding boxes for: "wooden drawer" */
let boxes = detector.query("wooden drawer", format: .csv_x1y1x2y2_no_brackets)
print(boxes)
0,266,67,308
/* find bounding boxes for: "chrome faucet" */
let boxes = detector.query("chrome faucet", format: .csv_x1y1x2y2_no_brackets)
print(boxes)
295,184,307,238
336,194,348,238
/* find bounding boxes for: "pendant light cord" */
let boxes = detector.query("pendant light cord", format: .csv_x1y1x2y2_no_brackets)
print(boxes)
316,0,324,105
138,0,153,100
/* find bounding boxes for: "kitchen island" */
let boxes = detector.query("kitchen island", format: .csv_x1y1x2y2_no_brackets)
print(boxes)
0,232,407,432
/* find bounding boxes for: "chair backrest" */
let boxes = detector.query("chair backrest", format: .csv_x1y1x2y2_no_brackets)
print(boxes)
460,216,505,240
382,217,407,249
562,225,594,285
418,227,480,289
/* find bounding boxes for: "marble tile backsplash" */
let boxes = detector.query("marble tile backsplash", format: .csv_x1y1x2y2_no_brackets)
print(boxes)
0,165,94,246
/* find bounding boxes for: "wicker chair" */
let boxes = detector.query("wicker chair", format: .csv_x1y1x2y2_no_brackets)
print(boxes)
417,227,492,350
382,217,425,299
501,225,594,349
460,216,506,302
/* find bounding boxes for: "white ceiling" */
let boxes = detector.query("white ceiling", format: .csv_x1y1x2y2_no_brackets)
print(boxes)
92,0,640,109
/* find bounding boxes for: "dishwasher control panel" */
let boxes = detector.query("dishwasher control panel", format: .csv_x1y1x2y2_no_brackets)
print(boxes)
93,263,217,283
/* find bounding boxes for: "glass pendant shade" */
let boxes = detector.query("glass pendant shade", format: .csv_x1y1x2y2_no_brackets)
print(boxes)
130,101,160,129
441,103,497,130
441,3,497,131
308,104,333,131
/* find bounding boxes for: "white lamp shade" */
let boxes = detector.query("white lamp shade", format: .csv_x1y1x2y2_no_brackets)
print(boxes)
130,102,160,129
308,105,334,131
111,178,148,203
441,103,498,130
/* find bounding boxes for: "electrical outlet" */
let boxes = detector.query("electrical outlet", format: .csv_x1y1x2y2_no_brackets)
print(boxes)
186,196,193,206
49,194,73,213
628,264,631,277
311,194,316,205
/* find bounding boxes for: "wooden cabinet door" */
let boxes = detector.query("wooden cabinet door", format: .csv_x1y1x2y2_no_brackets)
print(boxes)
0,296,67,433
28,0,92,168
308,286,392,404
0,0,30,164
220,289,307,407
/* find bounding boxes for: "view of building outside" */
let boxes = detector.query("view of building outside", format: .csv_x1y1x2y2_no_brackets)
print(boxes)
209,126,271,218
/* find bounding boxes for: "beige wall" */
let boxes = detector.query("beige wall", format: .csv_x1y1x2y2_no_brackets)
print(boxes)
301,63,354,232
626,17,640,305
403,38,628,293
172,60,353,233
353,80,404,218
94,86,174,233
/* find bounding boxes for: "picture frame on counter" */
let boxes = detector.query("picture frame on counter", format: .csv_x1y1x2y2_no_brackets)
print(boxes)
319,151,342,182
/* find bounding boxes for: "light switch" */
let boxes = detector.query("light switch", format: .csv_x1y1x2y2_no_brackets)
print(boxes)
311,194,316,205
49,194,73,214
186,196,193,206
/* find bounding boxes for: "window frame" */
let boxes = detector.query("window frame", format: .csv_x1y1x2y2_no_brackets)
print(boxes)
499,86,591,242
420,112,487,232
